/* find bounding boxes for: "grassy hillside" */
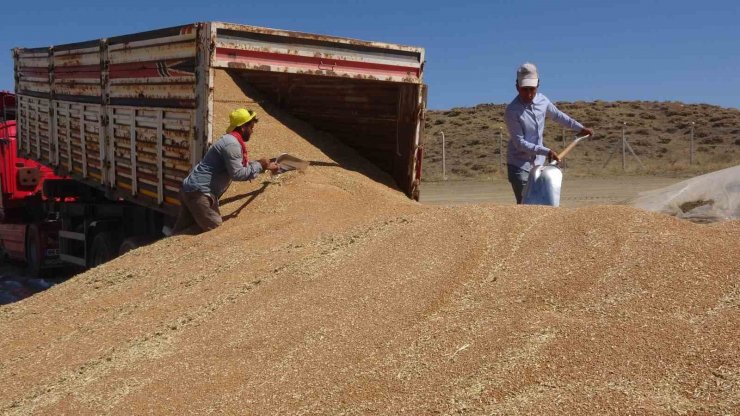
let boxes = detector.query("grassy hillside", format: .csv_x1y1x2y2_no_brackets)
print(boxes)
422,100,740,180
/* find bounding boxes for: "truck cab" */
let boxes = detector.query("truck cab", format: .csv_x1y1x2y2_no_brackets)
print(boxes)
0,107,63,275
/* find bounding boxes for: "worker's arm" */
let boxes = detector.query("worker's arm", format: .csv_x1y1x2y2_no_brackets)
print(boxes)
504,108,551,157
545,101,591,137
223,142,263,181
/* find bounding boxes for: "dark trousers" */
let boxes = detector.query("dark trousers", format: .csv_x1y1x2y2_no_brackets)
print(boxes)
172,190,223,235
507,164,530,204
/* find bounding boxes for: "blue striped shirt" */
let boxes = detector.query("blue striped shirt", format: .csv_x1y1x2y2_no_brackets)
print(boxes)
505,93,583,171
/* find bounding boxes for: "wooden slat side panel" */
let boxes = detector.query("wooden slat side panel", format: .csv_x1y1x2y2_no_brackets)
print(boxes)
18,96,53,166
53,101,103,179
110,106,194,209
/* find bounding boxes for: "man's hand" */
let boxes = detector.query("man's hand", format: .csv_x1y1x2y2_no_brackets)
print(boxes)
578,127,594,137
266,162,280,173
259,158,281,173
547,149,561,163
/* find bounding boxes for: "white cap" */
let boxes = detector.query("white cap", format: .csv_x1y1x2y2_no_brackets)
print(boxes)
517,62,539,88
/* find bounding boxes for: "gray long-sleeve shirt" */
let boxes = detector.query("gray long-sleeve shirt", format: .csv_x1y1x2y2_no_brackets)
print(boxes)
181,133,263,198
505,93,583,171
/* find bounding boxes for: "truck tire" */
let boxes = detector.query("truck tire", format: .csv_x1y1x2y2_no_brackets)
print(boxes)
118,236,155,256
89,232,116,268
25,224,42,277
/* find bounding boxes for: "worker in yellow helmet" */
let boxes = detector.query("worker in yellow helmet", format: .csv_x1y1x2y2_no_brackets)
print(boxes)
172,108,279,235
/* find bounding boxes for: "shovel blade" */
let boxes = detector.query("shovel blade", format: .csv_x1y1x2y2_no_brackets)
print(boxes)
522,165,563,206
275,153,309,172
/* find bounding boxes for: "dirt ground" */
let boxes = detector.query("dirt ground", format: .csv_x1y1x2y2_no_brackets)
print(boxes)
0,73,738,415
420,176,684,207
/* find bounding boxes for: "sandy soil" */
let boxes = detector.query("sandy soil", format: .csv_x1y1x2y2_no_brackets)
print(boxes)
0,71,738,415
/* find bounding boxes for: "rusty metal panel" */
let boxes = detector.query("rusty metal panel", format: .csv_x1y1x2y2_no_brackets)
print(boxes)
54,101,69,168
14,48,52,97
107,25,198,109
411,84,428,200
52,101,104,179
101,39,110,185
195,22,214,158
392,84,423,198
109,106,194,208
211,22,424,84
52,44,102,101
17,96,53,164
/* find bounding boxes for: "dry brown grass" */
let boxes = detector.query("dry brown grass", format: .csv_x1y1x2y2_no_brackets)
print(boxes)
423,100,740,180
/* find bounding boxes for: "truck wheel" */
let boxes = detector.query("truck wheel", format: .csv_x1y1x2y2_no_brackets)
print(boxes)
25,224,42,277
118,236,155,256
89,232,116,268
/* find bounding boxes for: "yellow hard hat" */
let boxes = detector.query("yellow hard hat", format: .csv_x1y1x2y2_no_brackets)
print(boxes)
226,108,258,133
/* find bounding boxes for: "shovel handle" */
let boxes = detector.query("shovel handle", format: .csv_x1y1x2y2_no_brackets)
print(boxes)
557,134,591,161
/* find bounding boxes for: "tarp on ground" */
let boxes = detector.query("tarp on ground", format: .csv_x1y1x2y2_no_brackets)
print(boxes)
630,165,740,222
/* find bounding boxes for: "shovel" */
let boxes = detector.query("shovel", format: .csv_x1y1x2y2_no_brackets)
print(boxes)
521,134,591,207
273,153,309,173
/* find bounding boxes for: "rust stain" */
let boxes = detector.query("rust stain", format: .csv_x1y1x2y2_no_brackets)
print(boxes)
57,57,83,66
352,73,379,81
216,22,423,53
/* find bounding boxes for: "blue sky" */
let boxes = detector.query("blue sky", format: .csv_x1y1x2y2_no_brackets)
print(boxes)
1,0,737,110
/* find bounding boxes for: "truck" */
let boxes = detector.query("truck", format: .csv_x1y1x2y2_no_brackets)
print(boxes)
0,94,66,276
10,22,427,271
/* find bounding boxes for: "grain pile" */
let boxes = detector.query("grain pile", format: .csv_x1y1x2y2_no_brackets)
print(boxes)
0,71,738,415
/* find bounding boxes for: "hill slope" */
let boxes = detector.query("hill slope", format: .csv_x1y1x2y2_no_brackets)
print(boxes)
422,101,740,180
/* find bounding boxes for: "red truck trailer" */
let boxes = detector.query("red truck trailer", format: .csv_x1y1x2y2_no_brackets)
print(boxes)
0,95,65,275
12,22,427,271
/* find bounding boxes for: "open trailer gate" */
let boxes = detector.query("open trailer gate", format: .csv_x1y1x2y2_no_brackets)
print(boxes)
12,22,426,269
206,22,426,199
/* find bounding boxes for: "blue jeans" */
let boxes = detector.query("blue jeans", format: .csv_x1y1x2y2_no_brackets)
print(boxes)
507,164,530,204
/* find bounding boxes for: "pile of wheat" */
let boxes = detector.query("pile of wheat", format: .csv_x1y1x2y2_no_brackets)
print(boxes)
0,71,737,415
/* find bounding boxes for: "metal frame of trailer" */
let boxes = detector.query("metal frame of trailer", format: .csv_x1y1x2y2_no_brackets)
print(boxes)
12,22,426,268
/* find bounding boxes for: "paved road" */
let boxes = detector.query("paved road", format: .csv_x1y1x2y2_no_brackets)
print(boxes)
420,176,684,207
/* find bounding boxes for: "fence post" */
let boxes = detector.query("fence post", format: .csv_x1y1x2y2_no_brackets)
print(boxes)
441,131,447,181
562,127,566,148
498,127,503,175
622,122,627,171
690,122,695,165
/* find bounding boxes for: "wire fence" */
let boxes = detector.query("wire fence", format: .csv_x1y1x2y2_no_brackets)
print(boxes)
429,120,739,179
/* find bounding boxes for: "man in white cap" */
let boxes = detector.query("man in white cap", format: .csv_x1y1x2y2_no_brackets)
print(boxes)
505,62,593,204
172,108,279,235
